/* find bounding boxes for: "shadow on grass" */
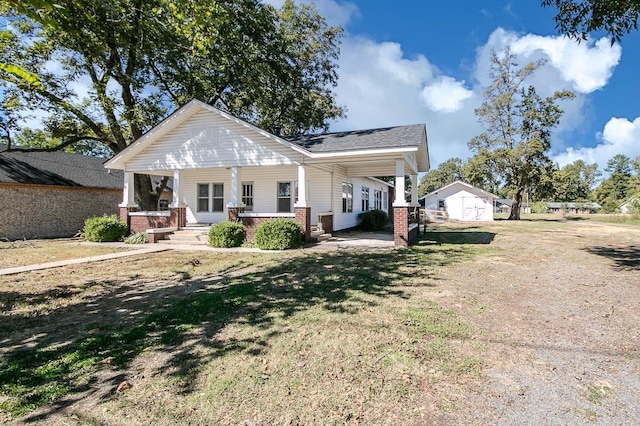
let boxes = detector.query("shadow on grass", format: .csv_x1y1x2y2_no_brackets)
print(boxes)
423,229,496,245
0,239,479,422
584,245,640,271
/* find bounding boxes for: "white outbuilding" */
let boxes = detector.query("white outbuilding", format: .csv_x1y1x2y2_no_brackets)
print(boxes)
421,181,497,222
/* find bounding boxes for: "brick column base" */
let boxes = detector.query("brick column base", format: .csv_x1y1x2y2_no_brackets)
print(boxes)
295,207,312,243
393,206,409,247
170,206,187,228
119,206,137,232
227,206,245,222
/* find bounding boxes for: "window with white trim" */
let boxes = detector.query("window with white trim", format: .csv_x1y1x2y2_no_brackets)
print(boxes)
242,182,253,211
197,183,224,212
197,183,209,212
361,186,370,211
342,183,353,213
277,181,292,212
212,183,224,212
374,189,382,210
383,191,388,210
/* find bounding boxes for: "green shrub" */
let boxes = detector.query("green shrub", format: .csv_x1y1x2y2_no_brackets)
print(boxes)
83,215,128,242
124,232,148,244
208,221,246,248
254,218,302,250
358,209,389,231
530,201,549,214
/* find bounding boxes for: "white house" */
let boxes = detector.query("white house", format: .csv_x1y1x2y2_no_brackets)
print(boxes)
421,181,497,222
104,100,430,246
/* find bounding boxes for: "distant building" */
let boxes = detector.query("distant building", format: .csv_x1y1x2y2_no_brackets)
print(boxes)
546,202,601,214
0,146,123,240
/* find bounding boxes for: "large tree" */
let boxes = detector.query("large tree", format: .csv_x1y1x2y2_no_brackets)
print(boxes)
552,159,601,202
0,0,344,209
542,0,640,42
417,157,465,196
468,48,574,220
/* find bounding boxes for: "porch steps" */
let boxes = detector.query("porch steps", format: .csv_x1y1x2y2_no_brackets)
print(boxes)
311,227,333,242
158,227,210,245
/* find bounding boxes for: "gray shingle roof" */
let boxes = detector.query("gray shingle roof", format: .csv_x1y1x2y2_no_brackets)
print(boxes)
0,145,122,189
284,124,426,153
547,202,602,209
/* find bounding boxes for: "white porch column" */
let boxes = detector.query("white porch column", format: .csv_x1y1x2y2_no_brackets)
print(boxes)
294,164,308,207
393,159,407,206
228,166,243,207
120,171,137,207
410,174,419,206
171,169,184,207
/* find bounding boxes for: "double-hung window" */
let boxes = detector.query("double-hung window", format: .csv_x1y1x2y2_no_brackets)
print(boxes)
383,191,388,210
361,187,370,211
342,183,353,213
197,183,224,212
278,181,292,212
374,189,382,210
242,182,254,211
197,183,209,212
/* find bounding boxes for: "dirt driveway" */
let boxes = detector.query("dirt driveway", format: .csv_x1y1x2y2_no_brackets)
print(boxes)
429,219,640,424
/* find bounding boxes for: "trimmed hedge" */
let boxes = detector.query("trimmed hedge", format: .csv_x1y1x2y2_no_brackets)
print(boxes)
254,218,302,250
83,215,128,242
358,209,389,231
208,221,246,248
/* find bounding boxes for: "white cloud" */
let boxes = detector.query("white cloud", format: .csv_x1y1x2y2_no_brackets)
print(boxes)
477,28,621,94
421,77,474,113
553,117,640,167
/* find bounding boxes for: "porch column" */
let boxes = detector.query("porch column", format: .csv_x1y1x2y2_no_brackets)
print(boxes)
227,166,245,208
393,159,407,206
171,169,184,207
410,174,419,206
294,164,308,208
294,164,311,243
120,172,137,207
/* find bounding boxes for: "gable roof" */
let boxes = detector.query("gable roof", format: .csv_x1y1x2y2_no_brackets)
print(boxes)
105,99,429,173
0,145,122,189
285,124,426,152
420,180,498,200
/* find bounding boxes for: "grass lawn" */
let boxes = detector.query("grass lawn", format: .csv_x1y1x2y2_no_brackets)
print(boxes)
0,239,133,269
0,228,493,424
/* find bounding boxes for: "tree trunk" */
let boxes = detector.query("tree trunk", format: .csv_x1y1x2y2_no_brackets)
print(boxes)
509,190,523,220
134,174,163,211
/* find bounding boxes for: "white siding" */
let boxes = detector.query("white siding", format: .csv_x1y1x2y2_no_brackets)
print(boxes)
125,109,302,172
423,185,494,221
332,166,392,231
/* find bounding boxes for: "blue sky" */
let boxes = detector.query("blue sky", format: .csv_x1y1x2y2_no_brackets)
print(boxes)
268,0,640,171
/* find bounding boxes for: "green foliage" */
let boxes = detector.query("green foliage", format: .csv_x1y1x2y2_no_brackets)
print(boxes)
124,232,148,244
83,215,128,242
530,201,549,213
357,209,389,231
542,0,640,43
552,159,600,202
0,0,344,208
468,47,574,220
208,221,246,248
418,157,465,196
253,218,302,250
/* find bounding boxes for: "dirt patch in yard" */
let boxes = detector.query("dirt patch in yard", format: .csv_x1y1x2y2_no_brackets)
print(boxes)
1,219,639,424
427,220,640,425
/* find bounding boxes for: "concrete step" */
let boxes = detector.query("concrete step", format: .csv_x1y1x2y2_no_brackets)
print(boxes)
316,233,333,242
167,233,208,242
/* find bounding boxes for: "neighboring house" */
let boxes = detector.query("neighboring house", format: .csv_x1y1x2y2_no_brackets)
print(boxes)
104,100,430,247
420,181,497,222
494,198,531,215
547,202,601,214
0,145,123,240
619,196,638,214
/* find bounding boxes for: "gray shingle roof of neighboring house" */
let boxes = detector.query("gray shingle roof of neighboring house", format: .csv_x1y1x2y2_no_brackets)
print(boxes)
495,199,529,207
0,145,122,189
283,124,426,153
547,202,602,209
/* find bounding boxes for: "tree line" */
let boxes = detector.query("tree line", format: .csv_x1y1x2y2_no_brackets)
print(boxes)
419,153,640,214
